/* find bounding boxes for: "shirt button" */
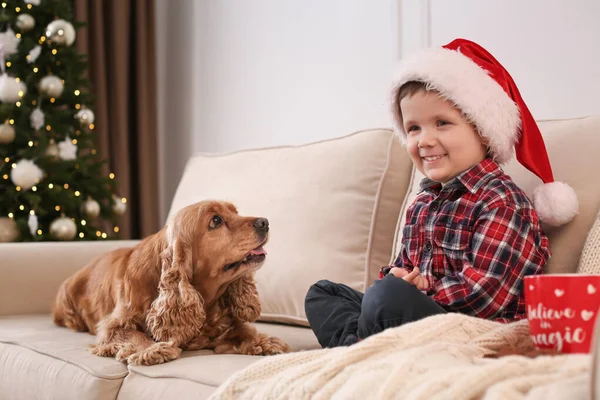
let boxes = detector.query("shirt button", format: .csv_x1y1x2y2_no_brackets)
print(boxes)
424,242,432,252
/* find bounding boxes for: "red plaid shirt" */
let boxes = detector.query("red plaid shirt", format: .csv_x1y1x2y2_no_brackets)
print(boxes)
381,158,550,322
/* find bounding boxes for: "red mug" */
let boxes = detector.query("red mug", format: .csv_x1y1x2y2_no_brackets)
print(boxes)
525,274,600,354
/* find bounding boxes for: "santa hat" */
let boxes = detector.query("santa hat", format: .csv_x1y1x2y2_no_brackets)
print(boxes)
390,38,578,227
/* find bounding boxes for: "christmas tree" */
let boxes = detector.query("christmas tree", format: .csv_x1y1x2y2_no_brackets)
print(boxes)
0,0,126,242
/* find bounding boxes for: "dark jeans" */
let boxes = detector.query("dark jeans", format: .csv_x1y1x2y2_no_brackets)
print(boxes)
304,273,447,348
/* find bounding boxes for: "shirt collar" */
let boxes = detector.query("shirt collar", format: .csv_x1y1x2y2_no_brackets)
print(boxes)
419,158,503,195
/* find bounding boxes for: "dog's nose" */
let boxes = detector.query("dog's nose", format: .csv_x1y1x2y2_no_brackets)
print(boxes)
253,218,269,232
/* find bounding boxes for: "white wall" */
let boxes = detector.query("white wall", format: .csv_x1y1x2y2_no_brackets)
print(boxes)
156,0,600,223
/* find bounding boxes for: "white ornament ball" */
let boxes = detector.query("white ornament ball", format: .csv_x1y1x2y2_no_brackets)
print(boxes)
39,75,64,98
0,217,19,242
112,196,127,216
0,73,26,103
49,216,77,240
81,198,101,218
75,108,95,126
16,14,35,32
10,159,44,191
45,19,76,47
0,121,15,144
45,139,59,160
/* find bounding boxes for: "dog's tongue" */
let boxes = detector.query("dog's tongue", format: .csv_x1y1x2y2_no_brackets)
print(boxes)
250,246,266,256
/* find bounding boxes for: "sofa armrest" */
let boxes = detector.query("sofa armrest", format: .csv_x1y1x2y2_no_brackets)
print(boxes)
0,240,140,317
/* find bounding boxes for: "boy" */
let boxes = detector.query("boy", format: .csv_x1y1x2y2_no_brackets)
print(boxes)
305,38,578,348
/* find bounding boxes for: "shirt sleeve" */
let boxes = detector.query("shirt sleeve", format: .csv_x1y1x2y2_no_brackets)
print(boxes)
378,205,417,279
432,205,549,319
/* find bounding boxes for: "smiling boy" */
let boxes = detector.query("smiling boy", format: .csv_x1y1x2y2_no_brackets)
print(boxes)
304,38,578,349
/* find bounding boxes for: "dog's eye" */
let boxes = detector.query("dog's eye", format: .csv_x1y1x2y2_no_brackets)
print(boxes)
209,215,223,229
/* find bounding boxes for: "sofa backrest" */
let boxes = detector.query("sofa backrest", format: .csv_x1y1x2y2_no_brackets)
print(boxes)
168,129,412,326
392,116,600,274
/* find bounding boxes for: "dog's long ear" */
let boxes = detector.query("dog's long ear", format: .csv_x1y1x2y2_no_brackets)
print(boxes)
146,239,206,346
220,274,261,323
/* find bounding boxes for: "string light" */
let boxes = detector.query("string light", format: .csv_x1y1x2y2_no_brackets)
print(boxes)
28,141,33,147
74,190,80,196
29,210,35,215
15,77,19,82
4,157,8,162
55,206,60,211
33,67,38,73
101,233,107,239
114,226,120,233
81,220,86,226
8,212,13,218
31,186,37,192
15,6,20,12
109,173,115,179
5,61,10,67
2,174,7,180
11,163,16,168
121,198,127,204
79,233,84,238
72,139,77,144
52,49,58,55
75,104,81,110
46,125,51,131
19,205,24,210
39,36,46,44
16,101,21,107
9,119,14,124
15,186,21,191
27,4,32,9
32,100,36,105
15,33,20,39
63,183,69,189
48,183,54,189
17,91,23,97
1,3,6,9
50,98,55,103
74,90,80,96
37,229,42,235
91,149,97,155
96,231,101,237
89,124,95,130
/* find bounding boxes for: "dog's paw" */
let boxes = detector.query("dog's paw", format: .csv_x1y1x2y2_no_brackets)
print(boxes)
89,342,120,357
127,341,182,366
260,336,291,355
115,343,138,363
240,334,291,356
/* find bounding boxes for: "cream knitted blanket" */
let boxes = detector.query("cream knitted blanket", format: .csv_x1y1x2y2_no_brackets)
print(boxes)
210,314,591,400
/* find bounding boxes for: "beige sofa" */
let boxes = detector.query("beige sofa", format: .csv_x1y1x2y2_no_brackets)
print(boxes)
1,116,600,400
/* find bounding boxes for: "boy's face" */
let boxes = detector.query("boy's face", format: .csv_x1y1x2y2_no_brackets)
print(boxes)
400,90,487,184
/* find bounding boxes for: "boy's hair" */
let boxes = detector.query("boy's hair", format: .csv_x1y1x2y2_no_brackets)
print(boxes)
397,81,432,104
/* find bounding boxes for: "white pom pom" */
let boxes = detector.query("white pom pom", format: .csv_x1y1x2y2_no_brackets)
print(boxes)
0,73,26,103
532,181,578,226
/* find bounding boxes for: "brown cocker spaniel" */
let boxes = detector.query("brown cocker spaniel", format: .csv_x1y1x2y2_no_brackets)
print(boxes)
52,200,290,365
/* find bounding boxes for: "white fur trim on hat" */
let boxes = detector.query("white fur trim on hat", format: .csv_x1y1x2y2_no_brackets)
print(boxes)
390,47,521,165
532,181,579,226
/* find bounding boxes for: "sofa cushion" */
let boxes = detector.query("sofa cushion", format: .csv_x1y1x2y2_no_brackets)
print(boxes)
578,209,600,274
0,316,319,400
109,323,318,400
168,129,412,326
393,116,600,275
0,315,127,400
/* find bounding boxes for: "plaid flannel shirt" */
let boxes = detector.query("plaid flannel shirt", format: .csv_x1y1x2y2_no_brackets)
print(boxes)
381,158,550,322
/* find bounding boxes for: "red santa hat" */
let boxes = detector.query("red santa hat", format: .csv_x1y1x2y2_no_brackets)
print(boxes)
390,38,578,227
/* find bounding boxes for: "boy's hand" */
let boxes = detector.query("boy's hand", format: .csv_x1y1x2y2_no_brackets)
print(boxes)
389,267,430,291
